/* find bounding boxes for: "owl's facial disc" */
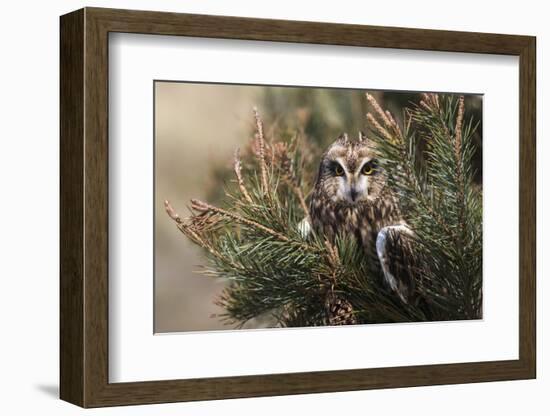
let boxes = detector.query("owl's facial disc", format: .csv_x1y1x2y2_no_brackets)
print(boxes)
317,137,384,206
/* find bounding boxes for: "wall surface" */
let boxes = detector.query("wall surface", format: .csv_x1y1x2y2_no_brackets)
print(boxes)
0,0,546,414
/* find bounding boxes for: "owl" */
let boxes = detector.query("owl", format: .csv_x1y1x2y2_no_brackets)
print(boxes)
307,133,415,303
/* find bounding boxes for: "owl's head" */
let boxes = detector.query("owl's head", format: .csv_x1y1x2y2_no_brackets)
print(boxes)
315,133,385,205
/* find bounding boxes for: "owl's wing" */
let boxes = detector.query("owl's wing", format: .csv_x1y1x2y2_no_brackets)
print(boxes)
376,225,417,303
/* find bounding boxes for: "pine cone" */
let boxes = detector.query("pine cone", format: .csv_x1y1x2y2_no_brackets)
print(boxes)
326,294,357,326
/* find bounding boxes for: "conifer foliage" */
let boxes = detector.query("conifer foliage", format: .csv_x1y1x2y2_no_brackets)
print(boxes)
165,93,482,327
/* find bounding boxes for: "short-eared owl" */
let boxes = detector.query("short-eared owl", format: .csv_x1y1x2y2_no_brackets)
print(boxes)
308,133,415,303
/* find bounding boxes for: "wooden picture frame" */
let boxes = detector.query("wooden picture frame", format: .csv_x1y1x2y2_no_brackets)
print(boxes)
60,7,536,408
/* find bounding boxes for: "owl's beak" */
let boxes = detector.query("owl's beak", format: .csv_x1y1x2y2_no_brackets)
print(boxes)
350,186,358,202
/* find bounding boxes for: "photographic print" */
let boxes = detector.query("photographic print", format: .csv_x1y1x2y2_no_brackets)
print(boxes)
60,10,535,406
155,82,482,333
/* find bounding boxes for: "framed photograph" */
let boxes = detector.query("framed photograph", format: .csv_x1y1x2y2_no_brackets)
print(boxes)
60,7,536,407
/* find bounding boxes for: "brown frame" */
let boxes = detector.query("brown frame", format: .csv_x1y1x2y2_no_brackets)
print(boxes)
60,7,536,408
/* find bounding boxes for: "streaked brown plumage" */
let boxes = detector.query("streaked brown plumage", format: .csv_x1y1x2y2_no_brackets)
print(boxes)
309,133,415,303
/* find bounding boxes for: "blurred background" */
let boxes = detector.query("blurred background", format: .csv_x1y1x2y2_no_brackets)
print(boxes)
155,81,482,333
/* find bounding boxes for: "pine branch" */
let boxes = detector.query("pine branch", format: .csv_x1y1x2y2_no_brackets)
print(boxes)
253,107,270,194
233,148,253,204
367,93,482,320
166,94,482,328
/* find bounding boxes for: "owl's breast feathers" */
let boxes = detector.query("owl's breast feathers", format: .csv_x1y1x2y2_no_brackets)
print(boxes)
309,187,403,246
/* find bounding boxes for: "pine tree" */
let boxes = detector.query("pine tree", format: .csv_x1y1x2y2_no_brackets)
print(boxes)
165,93,482,328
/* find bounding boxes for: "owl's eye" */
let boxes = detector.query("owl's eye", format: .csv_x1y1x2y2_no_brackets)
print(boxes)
361,162,376,175
334,164,345,176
